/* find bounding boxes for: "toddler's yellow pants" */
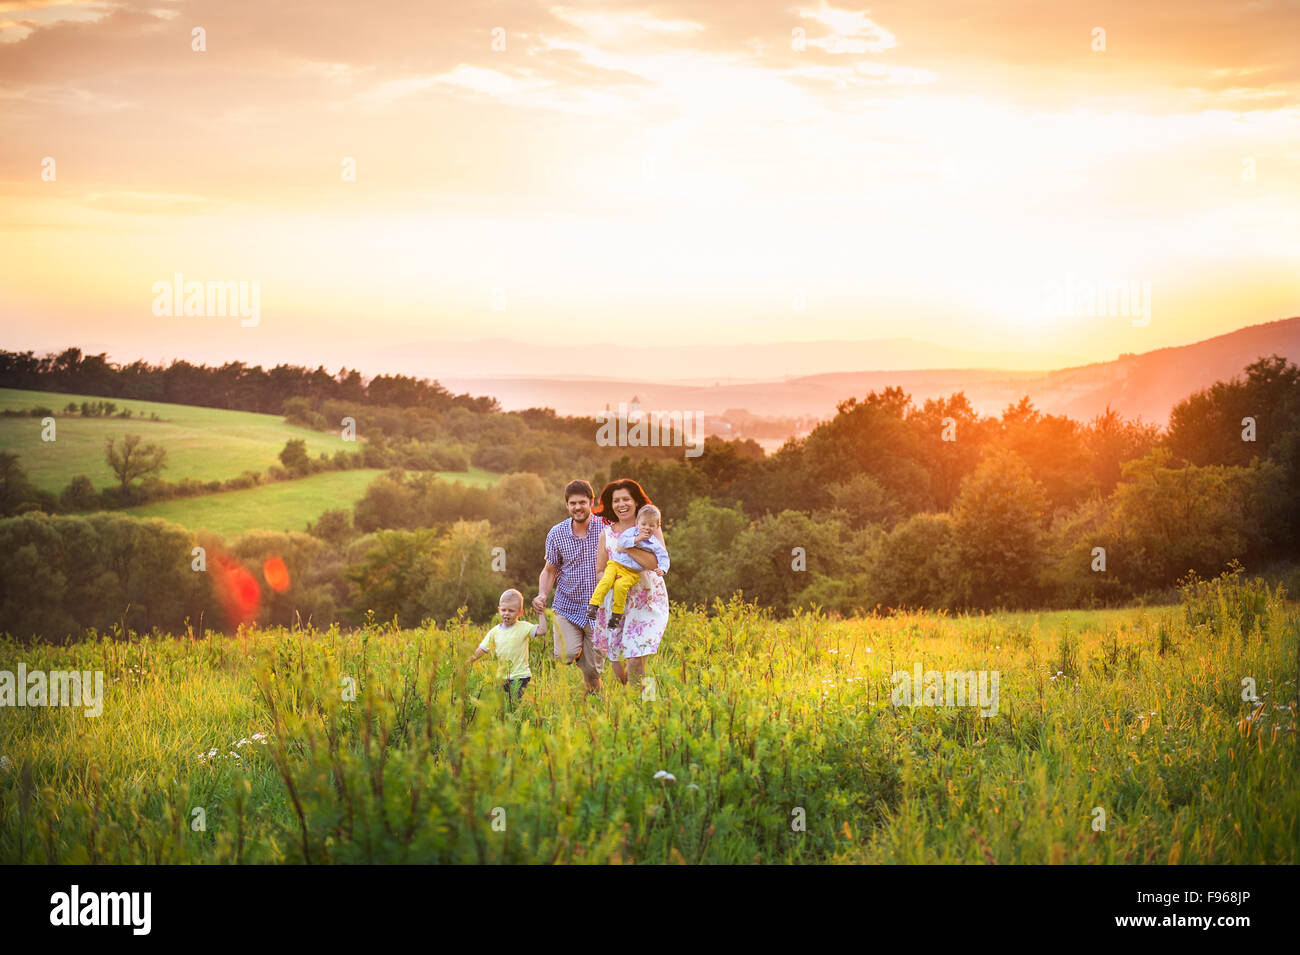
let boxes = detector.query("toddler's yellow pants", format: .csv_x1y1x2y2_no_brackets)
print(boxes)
589,561,641,614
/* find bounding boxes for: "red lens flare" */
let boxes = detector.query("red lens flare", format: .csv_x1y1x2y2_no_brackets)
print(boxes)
211,552,260,629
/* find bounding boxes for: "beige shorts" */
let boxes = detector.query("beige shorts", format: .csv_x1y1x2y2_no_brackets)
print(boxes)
553,614,605,679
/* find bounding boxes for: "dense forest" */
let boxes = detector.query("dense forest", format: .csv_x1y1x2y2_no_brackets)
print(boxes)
0,347,499,414
0,348,1296,641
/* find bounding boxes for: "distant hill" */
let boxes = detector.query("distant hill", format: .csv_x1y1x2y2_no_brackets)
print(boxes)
438,317,1300,427
377,336,1072,380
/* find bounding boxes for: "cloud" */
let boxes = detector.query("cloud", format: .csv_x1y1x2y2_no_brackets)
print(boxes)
77,189,222,214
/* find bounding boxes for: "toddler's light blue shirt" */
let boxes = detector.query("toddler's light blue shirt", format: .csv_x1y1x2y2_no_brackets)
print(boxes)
613,526,670,573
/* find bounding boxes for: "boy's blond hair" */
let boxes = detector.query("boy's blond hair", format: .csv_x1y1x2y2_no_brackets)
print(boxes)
637,504,662,525
499,588,524,607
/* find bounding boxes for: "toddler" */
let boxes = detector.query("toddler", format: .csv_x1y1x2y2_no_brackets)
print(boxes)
587,504,670,630
469,589,547,700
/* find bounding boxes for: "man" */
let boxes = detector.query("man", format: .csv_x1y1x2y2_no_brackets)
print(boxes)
535,480,607,693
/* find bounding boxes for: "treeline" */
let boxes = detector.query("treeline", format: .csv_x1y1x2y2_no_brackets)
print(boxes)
0,347,499,415
0,473,556,642
316,353,1300,617
0,389,702,519
604,355,1300,611
2,354,1296,640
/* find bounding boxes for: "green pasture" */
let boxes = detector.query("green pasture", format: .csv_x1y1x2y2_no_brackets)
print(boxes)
119,467,499,538
1,587,1294,864
0,387,354,493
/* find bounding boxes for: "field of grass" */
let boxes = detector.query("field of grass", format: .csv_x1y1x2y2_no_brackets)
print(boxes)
121,467,501,538
0,387,355,493
1,578,1295,864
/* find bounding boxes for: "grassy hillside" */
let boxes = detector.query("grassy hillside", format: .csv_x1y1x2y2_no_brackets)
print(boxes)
1,588,1294,864
121,466,499,538
0,387,355,493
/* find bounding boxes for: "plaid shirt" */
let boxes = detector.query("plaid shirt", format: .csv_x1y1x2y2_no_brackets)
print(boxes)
544,515,607,628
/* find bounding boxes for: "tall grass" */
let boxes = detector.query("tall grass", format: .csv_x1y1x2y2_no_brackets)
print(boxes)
1,583,1295,863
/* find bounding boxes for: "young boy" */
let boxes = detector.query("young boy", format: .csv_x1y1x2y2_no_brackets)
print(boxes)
469,589,547,700
587,504,670,630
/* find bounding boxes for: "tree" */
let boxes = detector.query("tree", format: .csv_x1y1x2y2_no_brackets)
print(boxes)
104,434,167,492
59,474,99,512
821,473,902,530
279,438,310,474
1084,407,1161,494
949,449,1049,608
729,509,862,616
0,452,40,516
663,499,750,608
992,397,1096,509
908,393,993,510
867,513,957,610
1107,448,1286,591
306,508,356,548
1167,355,1300,467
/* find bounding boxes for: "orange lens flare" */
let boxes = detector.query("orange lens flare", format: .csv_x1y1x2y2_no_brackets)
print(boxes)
263,555,290,593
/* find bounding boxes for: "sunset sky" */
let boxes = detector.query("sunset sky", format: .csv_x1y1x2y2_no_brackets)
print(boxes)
1,0,1297,380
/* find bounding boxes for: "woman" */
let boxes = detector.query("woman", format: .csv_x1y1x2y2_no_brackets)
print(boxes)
591,478,670,690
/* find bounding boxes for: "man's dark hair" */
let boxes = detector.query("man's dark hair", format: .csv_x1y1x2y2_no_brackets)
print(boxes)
563,479,595,501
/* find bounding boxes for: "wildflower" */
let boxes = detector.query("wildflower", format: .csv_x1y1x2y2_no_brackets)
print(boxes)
653,770,676,783
685,783,701,793
252,732,267,740
0,755,9,771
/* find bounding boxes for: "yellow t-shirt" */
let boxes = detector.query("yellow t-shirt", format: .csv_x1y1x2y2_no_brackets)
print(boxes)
478,620,537,680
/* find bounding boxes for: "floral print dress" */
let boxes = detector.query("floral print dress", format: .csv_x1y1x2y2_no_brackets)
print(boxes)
592,523,670,661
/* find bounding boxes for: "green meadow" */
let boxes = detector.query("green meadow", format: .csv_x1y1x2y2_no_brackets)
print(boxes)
0,387,351,493
121,469,382,538
1,580,1294,864
0,387,502,536
121,467,500,538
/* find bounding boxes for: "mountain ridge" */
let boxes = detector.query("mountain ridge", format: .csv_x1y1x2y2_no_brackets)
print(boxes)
437,317,1300,428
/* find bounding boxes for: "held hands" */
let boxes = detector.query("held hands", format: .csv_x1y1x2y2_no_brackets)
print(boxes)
531,593,547,613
